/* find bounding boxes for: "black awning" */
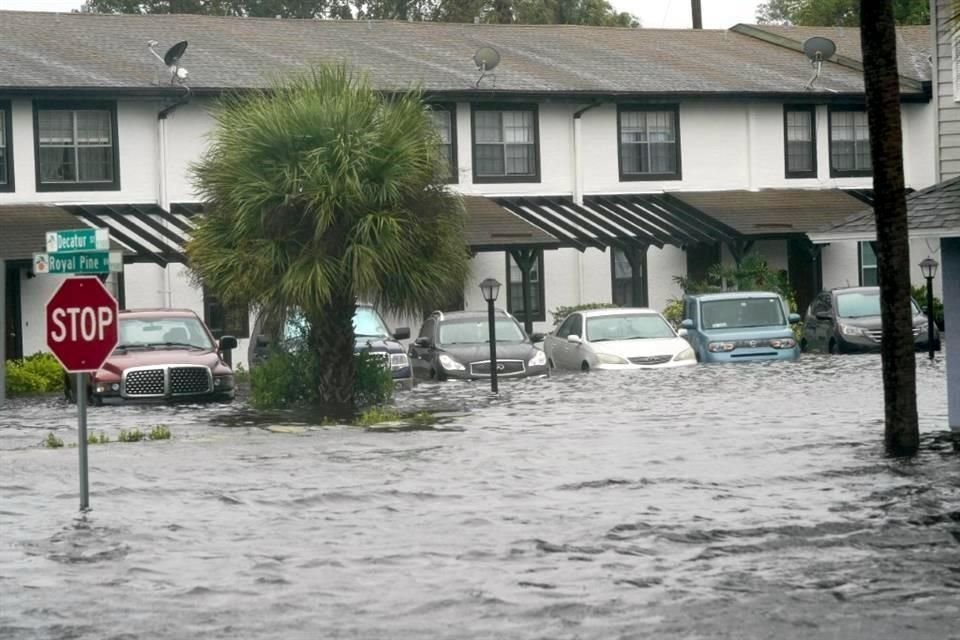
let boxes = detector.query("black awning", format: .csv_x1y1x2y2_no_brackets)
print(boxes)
60,204,197,267
492,195,726,251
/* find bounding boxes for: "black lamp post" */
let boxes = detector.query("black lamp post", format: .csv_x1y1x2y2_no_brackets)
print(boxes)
480,277,501,394
920,257,939,360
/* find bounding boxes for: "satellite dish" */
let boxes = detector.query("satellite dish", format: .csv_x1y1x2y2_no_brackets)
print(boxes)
473,46,501,71
803,36,836,62
164,40,189,67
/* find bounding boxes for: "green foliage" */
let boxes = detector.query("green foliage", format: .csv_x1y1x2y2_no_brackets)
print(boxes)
87,432,111,445
81,0,639,25
756,0,928,26
550,302,619,327
249,348,312,410
5,352,64,396
353,352,394,408
355,406,403,426
117,429,145,443
43,432,65,449
662,298,684,327
148,425,172,440
233,363,250,384
911,285,945,330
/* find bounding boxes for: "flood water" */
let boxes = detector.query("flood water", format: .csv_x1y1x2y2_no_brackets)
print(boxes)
1,354,958,639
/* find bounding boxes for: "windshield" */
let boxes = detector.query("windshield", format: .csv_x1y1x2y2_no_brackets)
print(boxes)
587,314,675,342
118,317,214,350
353,306,390,338
836,292,922,318
438,318,527,345
701,297,785,329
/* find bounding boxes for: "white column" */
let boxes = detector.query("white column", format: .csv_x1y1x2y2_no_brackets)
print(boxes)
942,237,960,433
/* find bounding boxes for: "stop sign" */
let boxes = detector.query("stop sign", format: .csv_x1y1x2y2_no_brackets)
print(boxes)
46,277,119,373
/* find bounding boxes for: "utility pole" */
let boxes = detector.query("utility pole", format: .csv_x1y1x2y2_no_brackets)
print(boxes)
691,0,703,28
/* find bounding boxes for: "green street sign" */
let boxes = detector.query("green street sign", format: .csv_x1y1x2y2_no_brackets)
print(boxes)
46,228,109,253
33,251,122,275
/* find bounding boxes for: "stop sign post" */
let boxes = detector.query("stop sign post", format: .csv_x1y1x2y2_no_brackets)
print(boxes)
46,276,119,511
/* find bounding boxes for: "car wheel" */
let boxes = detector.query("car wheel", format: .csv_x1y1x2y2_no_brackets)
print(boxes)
800,338,808,353
828,339,839,355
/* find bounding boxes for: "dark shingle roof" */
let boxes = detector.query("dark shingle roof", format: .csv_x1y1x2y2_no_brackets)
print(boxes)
672,189,869,236
738,24,931,82
462,197,558,249
0,11,927,96
0,205,90,260
811,177,960,241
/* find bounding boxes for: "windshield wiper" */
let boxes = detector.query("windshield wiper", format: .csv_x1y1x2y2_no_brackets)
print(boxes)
148,342,206,350
589,338,615,342
355,333,386,338
115,343,154,351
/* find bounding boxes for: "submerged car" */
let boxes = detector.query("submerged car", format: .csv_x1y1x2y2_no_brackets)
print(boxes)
545,308,696,371
408,309,547,381
67,309,237,404
801,286,941,354
251,304,413,390
680,292,801,363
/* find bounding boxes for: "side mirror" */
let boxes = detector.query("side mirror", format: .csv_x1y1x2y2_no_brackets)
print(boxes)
529,332,545,343
567,334,583,344
677,328,689,338
680,318,694,330
219,335,238,351
393,327,411,341
414,336,430,348
815,311,831,321
788,313,802,324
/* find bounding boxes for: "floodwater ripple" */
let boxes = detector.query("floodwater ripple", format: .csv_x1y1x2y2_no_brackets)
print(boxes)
1,354,958,639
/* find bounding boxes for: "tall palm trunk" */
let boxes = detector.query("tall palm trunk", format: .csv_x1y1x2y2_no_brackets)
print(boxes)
860,0,919,454
307,293,357,420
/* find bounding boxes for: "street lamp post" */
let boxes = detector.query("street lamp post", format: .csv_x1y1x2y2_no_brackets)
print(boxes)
920,257,939,360
480,278,501,394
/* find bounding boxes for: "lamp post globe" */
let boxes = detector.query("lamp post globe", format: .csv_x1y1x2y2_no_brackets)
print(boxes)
919,257,939,360
479,278,502,394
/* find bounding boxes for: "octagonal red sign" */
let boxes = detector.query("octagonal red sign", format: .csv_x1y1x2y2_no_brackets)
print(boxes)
46,277,119,373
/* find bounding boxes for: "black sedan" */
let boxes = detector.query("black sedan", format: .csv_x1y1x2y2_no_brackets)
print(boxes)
409,310,548,381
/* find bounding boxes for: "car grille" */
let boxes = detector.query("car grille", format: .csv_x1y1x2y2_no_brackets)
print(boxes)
470,360,525,376
628,355,673,366
170,366,212,396
864,327,923,342
124,368,165,397
122,365,212,398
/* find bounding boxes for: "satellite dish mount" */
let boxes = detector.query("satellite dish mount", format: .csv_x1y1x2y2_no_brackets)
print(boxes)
148,39,190,86
803,36,837,91
473,46,500,88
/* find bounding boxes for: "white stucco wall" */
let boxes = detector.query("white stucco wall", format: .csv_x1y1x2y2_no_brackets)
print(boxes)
820,239,943,299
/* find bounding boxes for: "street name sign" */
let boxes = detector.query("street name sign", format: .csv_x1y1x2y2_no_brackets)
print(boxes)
33,251,122,275
46,228,109,253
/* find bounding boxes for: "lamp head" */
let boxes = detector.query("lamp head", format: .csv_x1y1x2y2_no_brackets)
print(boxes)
920,257,939,280
480,277,501,302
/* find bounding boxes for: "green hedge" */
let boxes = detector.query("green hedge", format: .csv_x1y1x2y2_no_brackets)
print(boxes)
5,353,64,396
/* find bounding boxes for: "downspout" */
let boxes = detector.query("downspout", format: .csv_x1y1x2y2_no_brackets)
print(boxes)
573,102,602,304
156,87,192,308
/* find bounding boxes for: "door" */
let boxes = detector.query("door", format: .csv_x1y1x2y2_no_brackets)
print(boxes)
682,298,704,357
408,318,435,379
4,264,22,361
553,314,584,370
549,314,576,369
807,293,832,351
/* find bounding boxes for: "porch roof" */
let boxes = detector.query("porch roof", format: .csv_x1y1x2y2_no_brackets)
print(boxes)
0,204,108,261
809,177,960,243
671,188,871,238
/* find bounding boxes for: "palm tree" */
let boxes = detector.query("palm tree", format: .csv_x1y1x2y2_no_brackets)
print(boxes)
859,0,920,454
187,66,470,418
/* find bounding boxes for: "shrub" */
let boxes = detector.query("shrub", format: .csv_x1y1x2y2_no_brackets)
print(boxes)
249,348,312,410
5,352,64,396
353,352,394,409
550,303,619,327
87,432,110,445
43,432,64,448
911,285,945,330
117,429,144,443
148,425,171,441
662,298,684,327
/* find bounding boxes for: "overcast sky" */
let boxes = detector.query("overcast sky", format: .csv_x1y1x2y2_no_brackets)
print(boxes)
1,0,764,28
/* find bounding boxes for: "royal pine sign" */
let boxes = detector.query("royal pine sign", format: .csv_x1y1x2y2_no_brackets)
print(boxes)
35,228,120,276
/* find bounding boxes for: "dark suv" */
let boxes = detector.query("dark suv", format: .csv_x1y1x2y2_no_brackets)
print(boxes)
802,286,940,354
408,309,547,381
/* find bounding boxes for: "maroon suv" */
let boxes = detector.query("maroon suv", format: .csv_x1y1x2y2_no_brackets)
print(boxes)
66,309,237,405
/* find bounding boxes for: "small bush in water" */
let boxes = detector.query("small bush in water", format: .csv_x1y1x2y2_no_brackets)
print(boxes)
87,432,110,445
5,353,64,395
43,432,65,448
355,406,403,426
353,352,394,409
148,425,171,441
117,429,145,443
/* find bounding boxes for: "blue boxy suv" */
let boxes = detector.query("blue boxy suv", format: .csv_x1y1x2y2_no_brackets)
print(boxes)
680,292,801,363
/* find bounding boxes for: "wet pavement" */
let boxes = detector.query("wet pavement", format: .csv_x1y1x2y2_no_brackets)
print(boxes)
1,354,958,639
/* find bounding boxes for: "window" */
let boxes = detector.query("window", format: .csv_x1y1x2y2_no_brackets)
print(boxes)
859,241,878,286
471,105,539,182
555,314,580,339
203,288,250,340
618,106,680,180
506,250,545,323
0,102,12,191
429,105,457,183
34,101,119,191
784,105,816,178
829,108,871,177
611,247,648,307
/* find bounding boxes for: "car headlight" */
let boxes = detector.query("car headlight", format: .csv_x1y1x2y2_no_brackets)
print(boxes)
213,374,235,389
840,324,864,336
389,353,409,370
769,338,797,350
528,350,547,367
596,352,629,365
707,342,736,353
673,347,696,361
438,354,465,371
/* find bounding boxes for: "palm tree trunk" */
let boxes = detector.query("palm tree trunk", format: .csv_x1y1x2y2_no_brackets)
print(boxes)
307,293,357,420
860,0,920,455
